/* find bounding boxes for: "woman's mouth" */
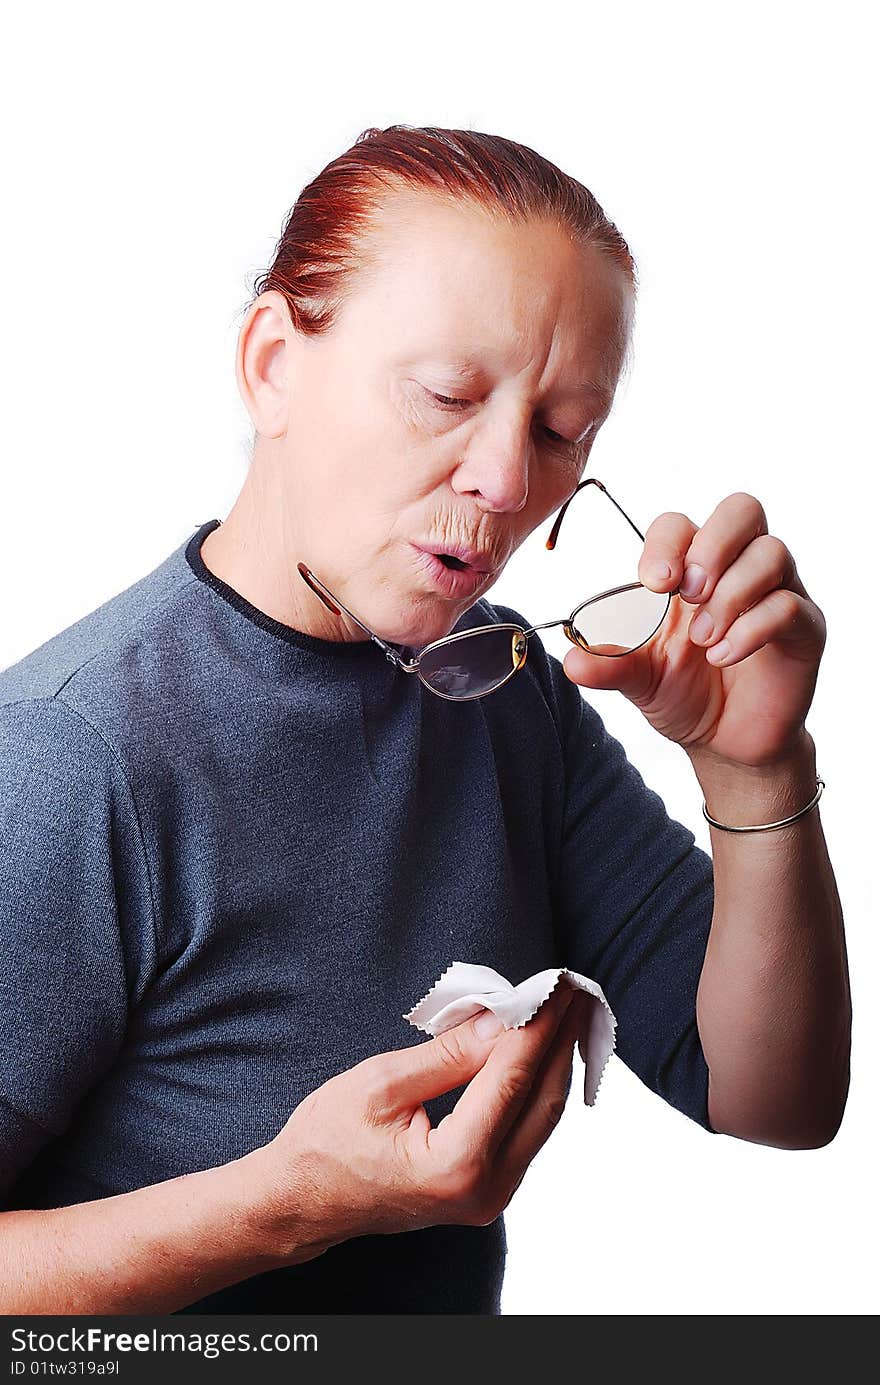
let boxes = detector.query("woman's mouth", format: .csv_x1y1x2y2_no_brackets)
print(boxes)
411,546,493,598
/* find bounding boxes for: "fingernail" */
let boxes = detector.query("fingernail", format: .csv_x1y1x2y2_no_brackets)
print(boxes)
643,560,671,588
475,1009,505,1039
706,638,730,663
690,610,714,643
680,564,708,601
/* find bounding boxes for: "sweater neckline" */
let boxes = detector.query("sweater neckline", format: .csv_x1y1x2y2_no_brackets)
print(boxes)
185,519,417,662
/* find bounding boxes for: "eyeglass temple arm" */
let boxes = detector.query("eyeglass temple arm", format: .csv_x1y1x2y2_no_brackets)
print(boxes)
545,477,647,549
546,478,683,597
296,563,421,672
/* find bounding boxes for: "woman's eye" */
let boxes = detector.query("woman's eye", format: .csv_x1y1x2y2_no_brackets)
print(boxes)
422,386,580,448
426,389,470,410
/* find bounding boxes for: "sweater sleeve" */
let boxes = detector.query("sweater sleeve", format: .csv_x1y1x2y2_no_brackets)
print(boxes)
547,657,718,1133
0,696,156,1201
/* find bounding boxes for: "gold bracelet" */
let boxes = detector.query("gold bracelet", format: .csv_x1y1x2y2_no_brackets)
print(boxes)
702,776,825,833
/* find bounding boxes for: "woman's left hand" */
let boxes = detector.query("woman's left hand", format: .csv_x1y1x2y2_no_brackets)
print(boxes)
562,491,827,769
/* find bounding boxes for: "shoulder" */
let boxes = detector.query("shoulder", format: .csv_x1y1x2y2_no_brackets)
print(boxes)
0,695,116,797
0,528,207,771
0,526,199,705
0,694,159,1006
0,696,139,890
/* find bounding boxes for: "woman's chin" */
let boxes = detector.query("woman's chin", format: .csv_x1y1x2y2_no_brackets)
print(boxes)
381,603,463,652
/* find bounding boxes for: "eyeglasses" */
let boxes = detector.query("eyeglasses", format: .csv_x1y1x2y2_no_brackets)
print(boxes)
297,477,680,702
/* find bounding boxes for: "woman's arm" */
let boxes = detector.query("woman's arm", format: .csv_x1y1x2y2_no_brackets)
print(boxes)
0,1152,286,1314
690,729,851,1149
1,992,583,1314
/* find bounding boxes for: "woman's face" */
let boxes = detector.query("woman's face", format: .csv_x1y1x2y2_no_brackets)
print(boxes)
250,191,633,648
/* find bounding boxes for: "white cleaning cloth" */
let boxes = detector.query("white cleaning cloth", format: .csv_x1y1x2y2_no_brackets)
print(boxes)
404,962,617,1106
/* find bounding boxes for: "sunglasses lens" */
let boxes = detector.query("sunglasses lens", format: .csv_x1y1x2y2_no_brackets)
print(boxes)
570,584,670,653
418,627,527,699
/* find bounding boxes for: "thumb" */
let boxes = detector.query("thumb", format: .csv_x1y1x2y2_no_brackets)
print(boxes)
564,563,678,694
563,642,646,693
381,1010,506,1111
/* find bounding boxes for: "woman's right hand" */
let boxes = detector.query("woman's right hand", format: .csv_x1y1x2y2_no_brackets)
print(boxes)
245,981,585,1265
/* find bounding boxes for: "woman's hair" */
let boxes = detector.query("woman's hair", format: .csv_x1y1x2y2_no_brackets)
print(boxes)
246,125,637,339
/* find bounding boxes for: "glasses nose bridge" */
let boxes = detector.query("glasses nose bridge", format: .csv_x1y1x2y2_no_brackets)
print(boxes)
520,615,569,638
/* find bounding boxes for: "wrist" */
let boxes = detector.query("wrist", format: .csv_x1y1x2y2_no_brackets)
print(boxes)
209,1149,285,1273
687,730,819,829
233,1142,338,1269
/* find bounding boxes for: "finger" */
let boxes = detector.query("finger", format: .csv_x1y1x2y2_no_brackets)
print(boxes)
493,993,585,1194
647,492,769,606
371,1007,515,1116
637,511,698,591
695,589,826,668
684,533,803,656
431,981,576,1160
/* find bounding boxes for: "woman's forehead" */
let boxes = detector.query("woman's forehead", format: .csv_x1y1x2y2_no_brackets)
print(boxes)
346,196,631,375
363,191,616,292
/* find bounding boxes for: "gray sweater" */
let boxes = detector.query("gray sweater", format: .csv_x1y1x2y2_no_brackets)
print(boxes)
0,518,716,1314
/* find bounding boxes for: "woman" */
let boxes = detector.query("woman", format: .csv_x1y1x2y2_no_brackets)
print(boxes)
0,125,849,1315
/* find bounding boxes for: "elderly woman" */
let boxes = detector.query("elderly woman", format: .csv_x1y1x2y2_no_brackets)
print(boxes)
0,126,849,1315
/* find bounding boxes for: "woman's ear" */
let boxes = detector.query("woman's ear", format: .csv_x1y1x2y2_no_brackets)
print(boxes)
235,290,292,441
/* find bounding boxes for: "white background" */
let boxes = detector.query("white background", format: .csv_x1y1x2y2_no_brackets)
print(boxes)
2,1,876,1315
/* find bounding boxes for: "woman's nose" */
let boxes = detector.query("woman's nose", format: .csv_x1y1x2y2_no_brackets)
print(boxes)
452,423,531,514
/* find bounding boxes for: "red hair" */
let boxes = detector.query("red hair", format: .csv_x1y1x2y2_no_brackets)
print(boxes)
248,124,637,337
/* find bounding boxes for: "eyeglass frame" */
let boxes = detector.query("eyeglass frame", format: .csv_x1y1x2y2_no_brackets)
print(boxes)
296,477,682,702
